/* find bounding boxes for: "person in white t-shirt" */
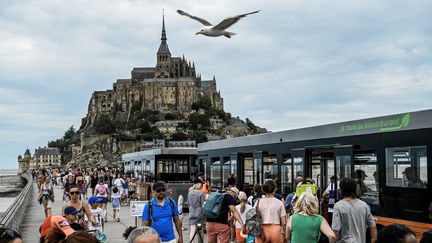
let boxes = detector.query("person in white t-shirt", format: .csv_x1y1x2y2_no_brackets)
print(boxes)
85,196,104,232
235,191,253,243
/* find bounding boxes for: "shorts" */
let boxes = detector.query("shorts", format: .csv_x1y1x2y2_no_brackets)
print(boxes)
42,196,52,209
98,197,109,203
128,191,135,196
236,228,245,242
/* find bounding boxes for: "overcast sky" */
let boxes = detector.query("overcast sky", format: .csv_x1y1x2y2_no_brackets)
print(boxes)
1,0,432,170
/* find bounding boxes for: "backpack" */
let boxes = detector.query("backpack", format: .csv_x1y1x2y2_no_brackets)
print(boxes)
121,179,128,189
147,197,176,225
244,199,264,239
203,191,227,219
97,184,106,195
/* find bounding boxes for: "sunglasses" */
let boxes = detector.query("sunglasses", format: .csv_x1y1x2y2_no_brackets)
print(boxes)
70,191,80,195
0,227,21,239
155,188,166,193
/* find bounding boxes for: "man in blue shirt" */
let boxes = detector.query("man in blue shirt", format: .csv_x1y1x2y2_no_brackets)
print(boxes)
142,181,183,243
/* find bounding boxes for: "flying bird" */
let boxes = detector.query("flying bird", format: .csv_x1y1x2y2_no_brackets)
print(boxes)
177,9,260,38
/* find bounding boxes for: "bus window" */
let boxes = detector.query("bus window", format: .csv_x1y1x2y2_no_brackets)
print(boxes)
281,154,292,194
263,155,278,180
244,157,254,185
222,157,231,187
176,159,188,173
294,157,304,178
210,158,222,189
354,150,378,205
336,155,351,179
385,146,427,188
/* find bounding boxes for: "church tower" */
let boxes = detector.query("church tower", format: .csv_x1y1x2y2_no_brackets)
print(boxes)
155,12,172,78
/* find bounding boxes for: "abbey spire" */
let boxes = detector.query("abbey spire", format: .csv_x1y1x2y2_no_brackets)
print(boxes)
156,11,172,78
157,11,170,54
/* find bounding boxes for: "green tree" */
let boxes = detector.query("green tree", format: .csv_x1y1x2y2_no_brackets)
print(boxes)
188,112,210,130
246,118,258,133
192,96,212,110
190,131,208,143
171,131,188,141
63,126,76,140
94,115,116,134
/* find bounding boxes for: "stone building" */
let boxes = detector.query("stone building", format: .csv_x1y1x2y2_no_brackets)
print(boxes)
84,14,224,130
17,149,31,173
33,147,62,169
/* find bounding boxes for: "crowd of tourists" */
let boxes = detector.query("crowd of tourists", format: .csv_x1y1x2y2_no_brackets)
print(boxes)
1,167,432,243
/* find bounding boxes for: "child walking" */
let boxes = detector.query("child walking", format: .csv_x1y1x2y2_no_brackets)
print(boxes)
111,186,121,222
86,196,104,232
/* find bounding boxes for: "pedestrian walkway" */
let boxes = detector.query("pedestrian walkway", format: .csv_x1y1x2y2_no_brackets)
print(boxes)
20,182,205,242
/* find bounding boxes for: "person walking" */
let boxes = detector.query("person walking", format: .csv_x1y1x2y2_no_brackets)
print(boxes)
235,191,253,243
254,179,286,243
111,186,121,222
95,177,109,222
205,187,244,243
39,175,54,217
286,192,336,243
142,181,184,243
332,177,377,243
187,179,206,242
90,171,98,196
62,185,97,230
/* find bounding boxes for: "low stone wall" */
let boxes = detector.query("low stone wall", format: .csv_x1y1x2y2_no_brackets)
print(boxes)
0,172,32,230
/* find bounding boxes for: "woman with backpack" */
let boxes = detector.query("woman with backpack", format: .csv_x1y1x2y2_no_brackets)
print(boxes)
254,179,286,243
235,191,252,243
95,178,109,222
286,192,336,243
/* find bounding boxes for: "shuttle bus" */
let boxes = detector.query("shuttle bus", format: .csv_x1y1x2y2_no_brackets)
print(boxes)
198,109,432,238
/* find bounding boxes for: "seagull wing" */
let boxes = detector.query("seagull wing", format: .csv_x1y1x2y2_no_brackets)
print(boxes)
212,10,260,30
177,10,212,26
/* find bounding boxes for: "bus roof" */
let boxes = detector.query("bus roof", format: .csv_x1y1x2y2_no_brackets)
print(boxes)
198,108,432,151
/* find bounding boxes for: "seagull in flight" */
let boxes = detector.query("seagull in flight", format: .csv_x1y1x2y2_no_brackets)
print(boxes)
177,9,260,38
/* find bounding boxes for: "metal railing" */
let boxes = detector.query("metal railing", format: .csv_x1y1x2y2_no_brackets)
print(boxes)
0,172,33,230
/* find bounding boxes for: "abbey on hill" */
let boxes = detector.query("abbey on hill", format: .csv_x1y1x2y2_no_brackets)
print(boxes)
83,15,223,131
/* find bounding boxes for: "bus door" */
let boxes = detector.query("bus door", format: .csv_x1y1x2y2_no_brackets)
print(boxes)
237,152,254,191
305,147,335,200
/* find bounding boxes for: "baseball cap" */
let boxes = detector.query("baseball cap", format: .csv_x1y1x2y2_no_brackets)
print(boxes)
40,215,75,237
228,186,239,196
238,191,247,201
153,181,166,191
64,206,79,215
88,196,102,205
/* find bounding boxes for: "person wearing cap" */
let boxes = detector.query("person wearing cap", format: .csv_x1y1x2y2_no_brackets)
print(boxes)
40,215,75,242
403,167,426,188
85,196,104,233
187,179,206,242
142,181,183,243
64,206,85,231
234,191,253,243
206,186,244,243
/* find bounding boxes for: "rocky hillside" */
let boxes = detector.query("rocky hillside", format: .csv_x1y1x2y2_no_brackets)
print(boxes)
49,96,266,166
